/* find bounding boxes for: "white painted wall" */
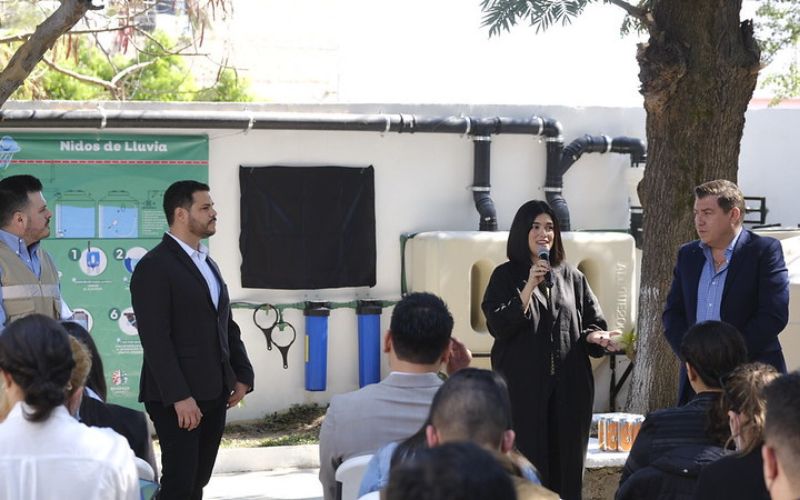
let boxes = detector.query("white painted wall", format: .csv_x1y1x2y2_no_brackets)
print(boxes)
6,101,799,420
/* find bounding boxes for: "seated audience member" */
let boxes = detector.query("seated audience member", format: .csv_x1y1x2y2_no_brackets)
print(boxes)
761,371,800,500
693,362,778,500
62,321,158,475
0,314,139,500
360,368,557,499
386,441,517,500
61,321,108,400
616,320,748,500
358,420,430,496
319,292,471,500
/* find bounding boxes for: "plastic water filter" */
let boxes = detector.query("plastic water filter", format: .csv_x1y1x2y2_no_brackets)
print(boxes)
304,302,330,391
356,300,383,387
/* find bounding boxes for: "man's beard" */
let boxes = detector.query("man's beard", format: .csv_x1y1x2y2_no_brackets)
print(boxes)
189,218,215,238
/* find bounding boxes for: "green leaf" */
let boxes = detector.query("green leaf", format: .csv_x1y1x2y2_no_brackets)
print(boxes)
480,0,594,36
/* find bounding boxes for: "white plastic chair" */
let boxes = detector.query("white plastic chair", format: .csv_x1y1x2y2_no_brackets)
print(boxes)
335,454,374,500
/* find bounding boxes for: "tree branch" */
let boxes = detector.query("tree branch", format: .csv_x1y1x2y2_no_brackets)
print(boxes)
42,55,117,93
0,24,134,45
606,0,655,32
109,59,154,86
43,55,155,99
0,0,90,105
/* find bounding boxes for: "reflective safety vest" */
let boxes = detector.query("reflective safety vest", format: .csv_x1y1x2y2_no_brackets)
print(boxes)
0,242,61,326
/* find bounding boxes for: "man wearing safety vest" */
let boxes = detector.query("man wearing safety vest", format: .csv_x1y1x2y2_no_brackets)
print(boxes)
0,175,69,329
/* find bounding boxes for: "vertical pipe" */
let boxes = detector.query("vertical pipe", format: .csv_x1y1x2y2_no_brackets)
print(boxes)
472,135,497,231
544,136,570,231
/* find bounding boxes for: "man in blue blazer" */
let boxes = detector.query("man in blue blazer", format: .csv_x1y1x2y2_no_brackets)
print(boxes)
663,179,789,405
131,180,254,500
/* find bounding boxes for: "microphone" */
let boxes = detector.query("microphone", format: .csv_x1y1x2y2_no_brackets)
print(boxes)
538,246,553,288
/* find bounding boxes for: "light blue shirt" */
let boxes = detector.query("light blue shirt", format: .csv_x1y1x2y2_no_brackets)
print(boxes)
358,440,542,496
0,229,70,329
167,233,219,309
696,229,742,323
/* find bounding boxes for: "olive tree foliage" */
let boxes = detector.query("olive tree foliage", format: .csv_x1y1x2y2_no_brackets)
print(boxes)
0,0,251,104
756,0,800,102
480,0,766,412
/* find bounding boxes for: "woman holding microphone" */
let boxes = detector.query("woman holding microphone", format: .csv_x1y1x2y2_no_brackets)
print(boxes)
482,200,619,500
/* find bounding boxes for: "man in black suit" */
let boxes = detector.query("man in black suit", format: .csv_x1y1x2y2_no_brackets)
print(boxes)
131,180,254,500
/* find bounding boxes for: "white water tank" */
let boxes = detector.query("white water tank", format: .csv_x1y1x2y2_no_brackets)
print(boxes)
764,229,800,371
404,231,637,410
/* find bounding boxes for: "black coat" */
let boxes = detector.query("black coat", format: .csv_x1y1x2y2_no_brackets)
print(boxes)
692,447,769,500
131,234,254,405
619,392,723,486
80,394,159,476
615,444,728,500
482,261,606,500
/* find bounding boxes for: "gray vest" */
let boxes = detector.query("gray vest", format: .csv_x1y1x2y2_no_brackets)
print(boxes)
0,241,61,326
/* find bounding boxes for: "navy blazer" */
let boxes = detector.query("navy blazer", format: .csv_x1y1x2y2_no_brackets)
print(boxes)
663,229,789,362
131,234,254,405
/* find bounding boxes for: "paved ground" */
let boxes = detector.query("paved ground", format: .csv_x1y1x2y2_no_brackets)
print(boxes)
205,468,322,500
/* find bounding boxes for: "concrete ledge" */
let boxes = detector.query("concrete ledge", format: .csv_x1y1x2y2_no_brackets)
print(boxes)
211,444,320,473
586,438,629,468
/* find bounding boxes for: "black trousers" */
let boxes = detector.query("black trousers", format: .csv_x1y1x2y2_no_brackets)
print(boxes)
146,394,227,500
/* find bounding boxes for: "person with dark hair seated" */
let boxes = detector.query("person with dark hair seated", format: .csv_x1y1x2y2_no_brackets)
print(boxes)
761,371,800,500
61,321,108,400
615,320,748,500
386,441,517,500
0,315,139,500
360,368,557,499
319,292,471,500
693,362,778,500
61,320,158,476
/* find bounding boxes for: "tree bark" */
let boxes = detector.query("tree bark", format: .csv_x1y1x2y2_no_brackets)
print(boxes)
626,0,760,413
0,0,89,105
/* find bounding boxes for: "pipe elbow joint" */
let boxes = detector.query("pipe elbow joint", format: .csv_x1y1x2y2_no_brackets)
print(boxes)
610,136,647,165
473,191,498,231
545,193,571,231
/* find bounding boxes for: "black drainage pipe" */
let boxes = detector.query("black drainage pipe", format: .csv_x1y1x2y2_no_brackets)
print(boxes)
0,108,564,231
548,134,647,231
466,116,562,231
472,134,496,231
542,125,568,230
562,135,647,175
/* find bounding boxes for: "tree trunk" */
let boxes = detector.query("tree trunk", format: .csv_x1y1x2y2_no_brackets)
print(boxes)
626,0,760,413
0,0,89,105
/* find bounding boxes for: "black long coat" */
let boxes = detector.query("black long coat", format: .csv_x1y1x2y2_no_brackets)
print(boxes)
482,260,607,500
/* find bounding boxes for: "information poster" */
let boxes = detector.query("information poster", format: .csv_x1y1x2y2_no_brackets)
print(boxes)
0,132,208,409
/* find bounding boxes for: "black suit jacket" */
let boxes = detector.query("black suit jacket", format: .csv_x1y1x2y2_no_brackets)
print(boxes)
131,234,254,405
80,394,158,475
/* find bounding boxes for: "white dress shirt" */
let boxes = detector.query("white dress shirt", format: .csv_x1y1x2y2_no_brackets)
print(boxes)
167,232,220,309
0,402,139,500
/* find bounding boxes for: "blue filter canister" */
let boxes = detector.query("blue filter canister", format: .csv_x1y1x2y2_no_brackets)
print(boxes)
356,300,383,387
304,302,331,391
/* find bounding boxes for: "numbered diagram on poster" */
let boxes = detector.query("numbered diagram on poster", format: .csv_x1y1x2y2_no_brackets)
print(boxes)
70,307,94,332
78,246,108,276
121,246,148,273
114,307,138,336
